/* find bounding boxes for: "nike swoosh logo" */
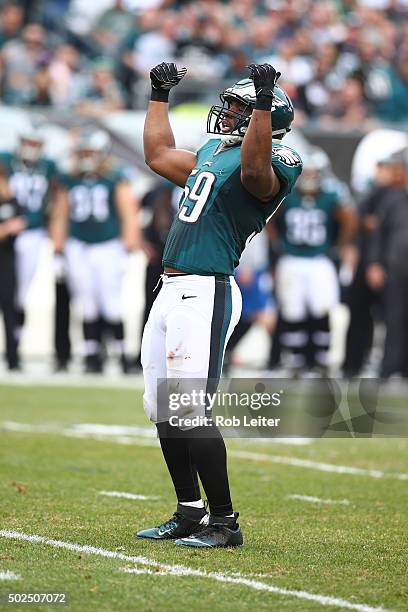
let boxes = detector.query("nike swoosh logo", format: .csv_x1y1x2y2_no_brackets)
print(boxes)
158,528,172,536
182,295,197,300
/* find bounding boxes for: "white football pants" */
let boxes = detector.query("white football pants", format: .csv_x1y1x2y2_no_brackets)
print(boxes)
65,237,126,322
15,228,46,309
141,274,242,424
276,254,339,321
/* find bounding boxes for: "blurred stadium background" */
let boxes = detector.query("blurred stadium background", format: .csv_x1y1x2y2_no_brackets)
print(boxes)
0,0,407,378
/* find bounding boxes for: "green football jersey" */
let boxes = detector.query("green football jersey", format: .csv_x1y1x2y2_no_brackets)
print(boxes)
60,169,124,244
163,138,302,275
0,152,58,230
277,178,345,257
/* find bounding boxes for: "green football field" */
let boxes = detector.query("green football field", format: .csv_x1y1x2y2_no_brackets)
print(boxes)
0,383,407,612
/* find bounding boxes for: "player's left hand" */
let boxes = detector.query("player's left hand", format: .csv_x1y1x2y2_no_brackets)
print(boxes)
247,63,281,99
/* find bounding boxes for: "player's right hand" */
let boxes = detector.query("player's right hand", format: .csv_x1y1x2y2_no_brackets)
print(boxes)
150,62,187,91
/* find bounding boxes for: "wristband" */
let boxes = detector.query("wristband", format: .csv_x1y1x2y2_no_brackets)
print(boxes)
150,88,169,102
255,94,273,111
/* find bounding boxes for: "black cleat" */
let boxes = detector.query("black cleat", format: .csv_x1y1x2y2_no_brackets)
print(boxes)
136,504,208,540
175,512,243,548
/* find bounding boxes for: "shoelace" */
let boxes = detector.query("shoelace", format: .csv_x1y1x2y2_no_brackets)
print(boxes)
157,512,181,531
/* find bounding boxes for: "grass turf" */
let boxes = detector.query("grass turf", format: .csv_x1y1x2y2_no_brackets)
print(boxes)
0,384,407,611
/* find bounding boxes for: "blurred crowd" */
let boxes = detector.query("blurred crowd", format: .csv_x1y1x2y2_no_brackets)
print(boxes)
0,0,407,127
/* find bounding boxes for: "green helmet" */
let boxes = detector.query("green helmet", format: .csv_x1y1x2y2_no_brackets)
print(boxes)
207,78,294,141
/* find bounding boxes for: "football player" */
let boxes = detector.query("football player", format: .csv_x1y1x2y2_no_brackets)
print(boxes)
0,165,26,370
274,148,357,374
0,127,59,357
51,130,139,373
137,62,302,548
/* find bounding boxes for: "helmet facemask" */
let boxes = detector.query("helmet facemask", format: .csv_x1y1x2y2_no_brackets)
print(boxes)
207,95,253,145
76,150,103,174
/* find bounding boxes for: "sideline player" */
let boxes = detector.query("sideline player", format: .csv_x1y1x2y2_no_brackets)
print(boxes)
0,166,26,370
51,130,139,373
137,62,302,548
274,148,356,374
0,128,59,358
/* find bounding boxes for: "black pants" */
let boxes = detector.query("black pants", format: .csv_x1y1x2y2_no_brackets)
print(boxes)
381,272,408,377
135,261,163,365
54,279,71,365
0,250,18,368
343,262,376,376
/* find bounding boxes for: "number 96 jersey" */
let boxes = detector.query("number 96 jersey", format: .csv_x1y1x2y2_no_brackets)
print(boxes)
60,168,124,243
277,181,344,257
163,138,302,275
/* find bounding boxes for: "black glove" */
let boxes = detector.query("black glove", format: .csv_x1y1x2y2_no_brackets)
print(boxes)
247,63,281,110
150,62,187,102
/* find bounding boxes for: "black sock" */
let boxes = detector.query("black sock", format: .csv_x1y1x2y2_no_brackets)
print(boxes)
309,315,330,369
83,320,101,356
280,318,308,369
104,320,126,356
156,422,201,503
188,423,233,516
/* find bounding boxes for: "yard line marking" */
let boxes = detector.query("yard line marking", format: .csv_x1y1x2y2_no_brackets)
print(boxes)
229,450,408,481
1,421,309,446
287,494,351,505
70,424,156,438
122,567,171,576
0,531,387,612
3,421,408,481
98,491,160,501
0,570,20,580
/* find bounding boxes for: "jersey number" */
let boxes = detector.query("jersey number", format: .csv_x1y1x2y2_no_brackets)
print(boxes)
286,209,327,246
10,172,48,212
178,171,215,223
70,185,110,223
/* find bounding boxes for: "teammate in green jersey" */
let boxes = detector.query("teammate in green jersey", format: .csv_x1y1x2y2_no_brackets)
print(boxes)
137,62,302,548
274,148,357,374
51,130,139,374
0,127,59,360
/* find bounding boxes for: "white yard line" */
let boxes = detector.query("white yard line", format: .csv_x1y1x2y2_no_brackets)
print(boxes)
0,530,387,612
98,491,160,501
3,421,408,481
1,420,309,446
287,494,351,505
229,450,408,481
0,570,20,580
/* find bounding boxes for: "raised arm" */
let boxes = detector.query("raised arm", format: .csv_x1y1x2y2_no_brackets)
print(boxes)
143,63,196,188
241,64,281,202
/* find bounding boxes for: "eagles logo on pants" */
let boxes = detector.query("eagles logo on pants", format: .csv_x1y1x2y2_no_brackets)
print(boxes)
141,274,242,425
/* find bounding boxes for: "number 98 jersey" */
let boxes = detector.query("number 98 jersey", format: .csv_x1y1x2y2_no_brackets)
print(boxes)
60,168,124,243
163,138,302,275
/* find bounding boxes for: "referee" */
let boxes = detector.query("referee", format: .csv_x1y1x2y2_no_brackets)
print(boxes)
0,166,26,370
